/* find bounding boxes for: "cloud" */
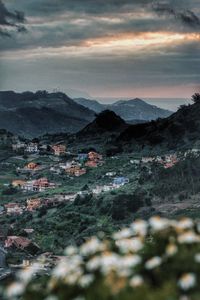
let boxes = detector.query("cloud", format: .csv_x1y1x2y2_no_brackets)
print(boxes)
152,2,200,28
0,0,27,37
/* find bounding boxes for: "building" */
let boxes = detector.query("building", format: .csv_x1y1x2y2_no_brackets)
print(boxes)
25,143,39,153
12,142,26,151
23,178,56,192
141,157,154,163
106,172,117,177
130,159,140,165
88,151,102,161
26,162,38,170
27,198,41,211
74,168,86,177
52,144,66,156
85,160,98,168
12,180,26,188
113,177,129,187
5,236,40,254
4,203,23,215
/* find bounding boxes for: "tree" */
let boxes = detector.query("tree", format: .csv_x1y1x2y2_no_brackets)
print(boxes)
191,93,200,104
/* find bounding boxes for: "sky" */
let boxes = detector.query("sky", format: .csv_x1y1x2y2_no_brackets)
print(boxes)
0,0,200,99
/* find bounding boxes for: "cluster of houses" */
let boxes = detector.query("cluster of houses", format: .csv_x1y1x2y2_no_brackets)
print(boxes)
50,151,104,177
12,140,67,156
3,194,77,216
130,154,179,169
12,177,56,192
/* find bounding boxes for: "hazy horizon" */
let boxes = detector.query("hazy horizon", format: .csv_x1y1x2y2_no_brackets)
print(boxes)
0,0,200,98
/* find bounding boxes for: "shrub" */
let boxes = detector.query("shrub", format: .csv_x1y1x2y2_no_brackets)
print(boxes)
5,216,200,300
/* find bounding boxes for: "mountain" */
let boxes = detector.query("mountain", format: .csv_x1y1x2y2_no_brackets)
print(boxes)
78,110,127,136
118,95,200,150
75,98,104,113
74,98,172,121
0,91,95,138
66,110,128,153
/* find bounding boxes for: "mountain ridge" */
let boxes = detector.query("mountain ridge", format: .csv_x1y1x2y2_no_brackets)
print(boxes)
74,97,172,121
0,91,95,138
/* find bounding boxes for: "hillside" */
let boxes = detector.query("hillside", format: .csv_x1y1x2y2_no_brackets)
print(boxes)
78,110,127,136
0,91,95,138
118,94,200,150
74,97,172,121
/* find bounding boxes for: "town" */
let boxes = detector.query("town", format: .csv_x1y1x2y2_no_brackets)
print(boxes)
0,137,200,280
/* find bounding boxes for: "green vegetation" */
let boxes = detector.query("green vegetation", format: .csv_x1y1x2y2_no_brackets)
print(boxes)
5,217,200,300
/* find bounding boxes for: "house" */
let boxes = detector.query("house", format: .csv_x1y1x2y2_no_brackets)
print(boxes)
92,186,104,194
22,181,36,192
85,160,98,168
25,143,39,153
130,159,140,165
5,236,40,254
52,144,66,156
74,168,86,177
113,177,129,187
33,178,56,191
88,151,102,161
65,163,86,176
26,198,41,211
106,172,117,177
12,142,26,151
23,178,55,192
26,162,38,170
4,203,23,215
164,162,175,169
12,180,26,188
141,157,154,163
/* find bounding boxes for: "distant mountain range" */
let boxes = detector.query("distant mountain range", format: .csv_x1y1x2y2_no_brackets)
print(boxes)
117,96,200,150
73,95,200,152
0,91,95,138
0,91,172,138
74,98,172,122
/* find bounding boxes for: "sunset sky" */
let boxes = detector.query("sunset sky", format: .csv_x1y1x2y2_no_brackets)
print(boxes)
0,0,200,99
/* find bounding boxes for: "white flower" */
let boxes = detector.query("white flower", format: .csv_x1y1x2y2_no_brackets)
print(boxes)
178,231,200,244
145,256,162,270
65,245,78,256
119,255,141,268
53,258,83,279
178,273,196,291
17,263,41,284
78,274,94,288
166,244,178,257
113,228,132,240
149,216,169,232
80,237,105,256
176,218,194,231
100,253,119,275
87,256,102,271
6,282,25,298
116,237,143,253
131,220,148,236
130,275,144,287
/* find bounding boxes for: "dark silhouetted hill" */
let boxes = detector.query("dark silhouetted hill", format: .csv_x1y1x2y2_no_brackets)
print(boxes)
0,91,95,138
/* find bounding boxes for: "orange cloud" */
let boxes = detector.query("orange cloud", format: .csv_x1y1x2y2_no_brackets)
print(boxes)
83,32,200,49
